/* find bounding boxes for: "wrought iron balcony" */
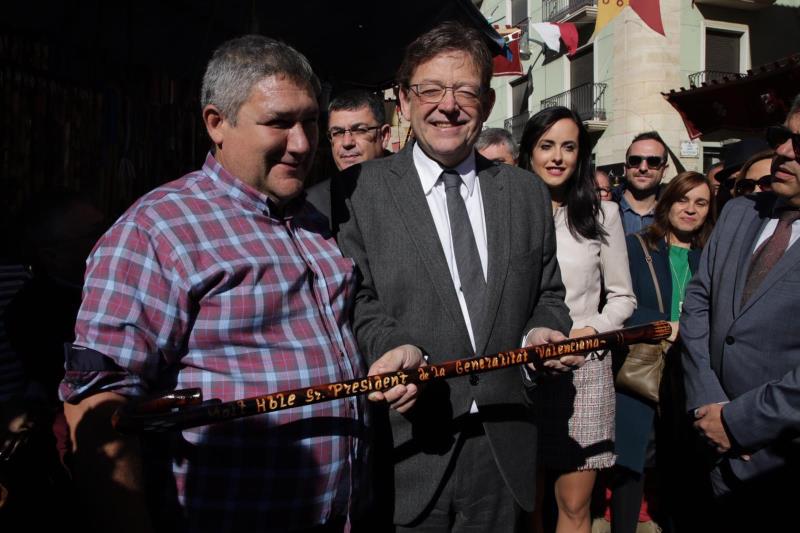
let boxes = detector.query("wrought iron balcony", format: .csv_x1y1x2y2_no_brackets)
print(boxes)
691,0,774,10
540,82,607,123
504,111,530,143
688,70,745,87
542,0,597,23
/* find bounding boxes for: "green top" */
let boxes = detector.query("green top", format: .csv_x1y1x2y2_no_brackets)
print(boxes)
668,245,691,321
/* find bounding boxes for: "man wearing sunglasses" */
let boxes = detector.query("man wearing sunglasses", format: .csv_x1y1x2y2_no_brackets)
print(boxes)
615,131,669,235
307,90,391,224
682,94,800,531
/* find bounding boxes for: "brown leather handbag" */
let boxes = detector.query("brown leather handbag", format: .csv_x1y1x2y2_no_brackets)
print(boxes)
615,234,670,403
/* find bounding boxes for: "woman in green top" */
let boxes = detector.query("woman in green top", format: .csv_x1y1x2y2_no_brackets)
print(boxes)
609,171,716,533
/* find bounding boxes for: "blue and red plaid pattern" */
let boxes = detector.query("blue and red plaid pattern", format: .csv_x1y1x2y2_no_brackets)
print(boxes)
61,153,366,531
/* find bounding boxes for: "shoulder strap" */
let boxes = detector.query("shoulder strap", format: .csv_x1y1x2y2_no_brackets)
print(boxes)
635,233,664,314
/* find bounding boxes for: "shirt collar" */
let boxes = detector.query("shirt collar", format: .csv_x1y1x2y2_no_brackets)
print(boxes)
201,151,303,220
618,190,655,216
413,143,478,196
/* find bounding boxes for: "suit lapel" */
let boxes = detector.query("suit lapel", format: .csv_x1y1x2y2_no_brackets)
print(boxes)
385,145,465,334
475,160,506,356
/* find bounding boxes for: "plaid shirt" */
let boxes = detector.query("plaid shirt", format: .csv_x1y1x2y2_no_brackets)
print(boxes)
60,153,366,531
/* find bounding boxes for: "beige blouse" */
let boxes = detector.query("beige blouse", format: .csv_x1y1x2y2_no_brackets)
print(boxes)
554,201,636,333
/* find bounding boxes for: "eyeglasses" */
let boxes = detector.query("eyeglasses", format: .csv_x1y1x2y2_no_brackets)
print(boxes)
327,125,382,141
734,175,772,196
407,84,485,105
766,125,800,159
626,155,666,169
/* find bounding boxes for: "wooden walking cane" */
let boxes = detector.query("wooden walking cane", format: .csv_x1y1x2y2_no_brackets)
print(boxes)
112,321,672,434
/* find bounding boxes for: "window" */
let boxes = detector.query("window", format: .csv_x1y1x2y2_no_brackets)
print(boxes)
701,20,750,76
706,29,740,73
570,46,593,89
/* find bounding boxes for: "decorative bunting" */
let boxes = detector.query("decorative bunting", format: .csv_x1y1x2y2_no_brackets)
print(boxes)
594,0,664,36
594,0,628,36
493,38,524,76
530,22,579,56
630,0,665,35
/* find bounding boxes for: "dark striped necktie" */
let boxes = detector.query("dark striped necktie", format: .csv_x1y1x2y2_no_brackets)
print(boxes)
742,208,800,305
442,169,486,336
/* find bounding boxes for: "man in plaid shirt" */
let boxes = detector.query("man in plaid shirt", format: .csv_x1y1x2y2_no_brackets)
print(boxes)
60,35,365,533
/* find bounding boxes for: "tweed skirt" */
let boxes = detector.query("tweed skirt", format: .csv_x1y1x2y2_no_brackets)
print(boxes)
534,354,616,471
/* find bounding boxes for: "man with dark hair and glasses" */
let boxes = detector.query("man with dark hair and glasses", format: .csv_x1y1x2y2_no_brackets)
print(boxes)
307,89,391,223
335,20,573,532
614,131,669,234
327,90,391,171
681,93,800,531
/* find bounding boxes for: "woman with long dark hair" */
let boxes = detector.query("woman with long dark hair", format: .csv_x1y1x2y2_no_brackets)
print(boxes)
610,171,715,533
519,106,635,532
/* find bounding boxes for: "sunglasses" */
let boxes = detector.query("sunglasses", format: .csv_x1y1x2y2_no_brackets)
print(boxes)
734,175,772,196
766,125,800,159
626,155,666,169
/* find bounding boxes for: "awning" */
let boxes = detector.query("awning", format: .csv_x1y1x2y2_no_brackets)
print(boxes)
662,54,800,139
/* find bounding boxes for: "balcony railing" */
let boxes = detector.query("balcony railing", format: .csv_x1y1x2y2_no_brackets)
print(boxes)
540,82,607,122
504,111,530,143
542,0,596,22
691,0,774,10
688,70,746,87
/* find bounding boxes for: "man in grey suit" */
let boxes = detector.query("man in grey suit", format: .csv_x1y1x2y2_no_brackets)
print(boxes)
682,94,800,530
336,22,576,532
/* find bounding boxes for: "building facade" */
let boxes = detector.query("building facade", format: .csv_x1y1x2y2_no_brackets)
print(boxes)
480,0,800,178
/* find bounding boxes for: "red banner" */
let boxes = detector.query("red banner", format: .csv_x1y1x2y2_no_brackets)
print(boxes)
493,38,523,76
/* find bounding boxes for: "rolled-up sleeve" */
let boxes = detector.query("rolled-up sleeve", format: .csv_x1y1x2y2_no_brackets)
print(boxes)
60,220,190,403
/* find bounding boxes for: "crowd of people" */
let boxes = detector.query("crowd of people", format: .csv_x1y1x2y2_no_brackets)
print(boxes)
1,20,799,533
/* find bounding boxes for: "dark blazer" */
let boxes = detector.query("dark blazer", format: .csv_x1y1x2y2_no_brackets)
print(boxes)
305,177,332,225
336,143,572,524
681,193,800,489
615,234,700,473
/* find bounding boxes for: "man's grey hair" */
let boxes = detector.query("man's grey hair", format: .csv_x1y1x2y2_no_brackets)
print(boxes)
201,34,321,125
328,90,386,126
476,128,519,159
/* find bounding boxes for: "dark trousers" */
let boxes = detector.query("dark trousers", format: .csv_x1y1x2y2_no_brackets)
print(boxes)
396,419,523,533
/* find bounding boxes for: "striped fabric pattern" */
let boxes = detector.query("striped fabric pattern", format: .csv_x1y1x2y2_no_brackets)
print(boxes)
60,153,366,531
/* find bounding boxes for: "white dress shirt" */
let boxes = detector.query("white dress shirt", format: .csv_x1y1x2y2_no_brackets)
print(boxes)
752,213,800,252
413,143,488,352
413,144,488,413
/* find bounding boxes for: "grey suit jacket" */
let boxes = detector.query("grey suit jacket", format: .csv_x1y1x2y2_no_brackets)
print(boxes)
681,193,800,487
336,143,571,524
